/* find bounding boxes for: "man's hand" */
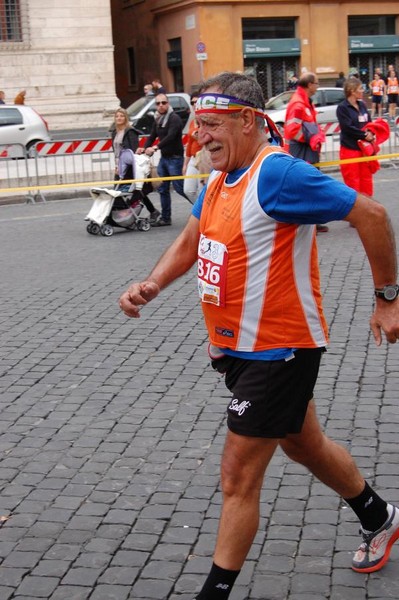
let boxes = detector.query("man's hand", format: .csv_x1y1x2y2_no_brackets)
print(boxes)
119,281,160,318
370,300,399,345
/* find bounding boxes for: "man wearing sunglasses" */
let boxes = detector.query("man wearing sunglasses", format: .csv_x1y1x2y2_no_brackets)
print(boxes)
139,93,189,226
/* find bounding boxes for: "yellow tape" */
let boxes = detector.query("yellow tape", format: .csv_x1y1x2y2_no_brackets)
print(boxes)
1,153,399,195
314,152,399,168
0,174,207,194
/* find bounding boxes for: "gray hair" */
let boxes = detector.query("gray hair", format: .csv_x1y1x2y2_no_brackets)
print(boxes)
298,72,318,88
200,71,265,129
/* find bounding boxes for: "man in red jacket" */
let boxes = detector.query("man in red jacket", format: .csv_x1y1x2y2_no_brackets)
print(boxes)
284,72,328,232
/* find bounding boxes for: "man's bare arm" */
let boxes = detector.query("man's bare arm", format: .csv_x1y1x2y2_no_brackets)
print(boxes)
345,193,399,345
119,215,200,318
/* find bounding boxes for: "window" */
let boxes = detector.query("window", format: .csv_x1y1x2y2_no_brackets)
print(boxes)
168,38,184,92
169,96,190,125
0,107,23,126
242,18,296,40
324,89,345,105
348,15,395,36
127,47,137,87
0,0,22,42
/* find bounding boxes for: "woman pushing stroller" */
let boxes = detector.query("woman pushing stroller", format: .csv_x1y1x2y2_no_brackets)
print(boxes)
112,108,160,223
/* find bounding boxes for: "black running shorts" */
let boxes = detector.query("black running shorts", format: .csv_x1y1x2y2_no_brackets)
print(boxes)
212,348,324,438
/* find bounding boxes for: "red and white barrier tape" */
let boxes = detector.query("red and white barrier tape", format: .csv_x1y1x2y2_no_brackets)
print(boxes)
34,139,113,156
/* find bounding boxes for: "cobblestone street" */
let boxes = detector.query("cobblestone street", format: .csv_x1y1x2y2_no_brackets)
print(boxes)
1,170,399,599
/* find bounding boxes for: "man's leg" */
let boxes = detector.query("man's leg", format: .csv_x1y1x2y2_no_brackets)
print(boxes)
280,399,365,497
195,431,279,599
280,400,399,573
215,431,279,569
169,156,191,202
156,157,172,222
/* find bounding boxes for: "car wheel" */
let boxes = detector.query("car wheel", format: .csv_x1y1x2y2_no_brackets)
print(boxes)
26,140,41,157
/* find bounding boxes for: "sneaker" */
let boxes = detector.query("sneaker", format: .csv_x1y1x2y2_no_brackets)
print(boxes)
352,504,399,573
316,224,329,233
149,209,161,224
153,217,171,227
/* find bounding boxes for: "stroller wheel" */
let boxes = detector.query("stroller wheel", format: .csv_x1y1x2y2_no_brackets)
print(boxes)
100,224,114,237
87,222,100,235
137,219,150,232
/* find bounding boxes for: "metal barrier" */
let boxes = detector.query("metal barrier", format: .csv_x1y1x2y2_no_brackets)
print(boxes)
1,139,115,203
30,139,114,201
0,143,39,203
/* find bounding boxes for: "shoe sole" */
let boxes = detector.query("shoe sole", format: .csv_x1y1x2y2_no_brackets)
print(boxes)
352,527,399,573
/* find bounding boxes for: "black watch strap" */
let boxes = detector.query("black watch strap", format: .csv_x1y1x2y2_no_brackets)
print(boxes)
374,284,399,301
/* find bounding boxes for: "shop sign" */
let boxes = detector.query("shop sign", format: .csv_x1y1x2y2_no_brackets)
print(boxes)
349,35,399,53
243,38,301,58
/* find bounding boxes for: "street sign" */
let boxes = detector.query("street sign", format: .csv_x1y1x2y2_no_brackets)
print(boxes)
196,52,208,61
196,41,206,53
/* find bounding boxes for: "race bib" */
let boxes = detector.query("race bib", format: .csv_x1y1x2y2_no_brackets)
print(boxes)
198,234,228,306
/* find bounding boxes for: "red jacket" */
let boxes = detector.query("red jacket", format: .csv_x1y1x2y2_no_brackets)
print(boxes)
284,86,324,148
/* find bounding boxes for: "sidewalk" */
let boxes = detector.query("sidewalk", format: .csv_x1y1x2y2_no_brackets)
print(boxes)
1,173,399,599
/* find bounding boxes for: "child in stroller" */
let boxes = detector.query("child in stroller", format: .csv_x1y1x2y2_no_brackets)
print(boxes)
86,149,157,236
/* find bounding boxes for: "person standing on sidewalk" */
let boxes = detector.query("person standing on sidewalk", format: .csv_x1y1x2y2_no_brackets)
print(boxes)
386,68,399,122
111,108,160,222
336,78,375,197
370,72,385,119
138,93,189,226
120,72,399,600
284,72,328,233
151,78,167,94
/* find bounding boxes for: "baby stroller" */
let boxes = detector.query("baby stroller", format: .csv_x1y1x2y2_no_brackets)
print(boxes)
86,149,152,236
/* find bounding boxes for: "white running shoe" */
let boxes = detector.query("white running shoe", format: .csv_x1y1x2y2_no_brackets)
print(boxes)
352,503,399,573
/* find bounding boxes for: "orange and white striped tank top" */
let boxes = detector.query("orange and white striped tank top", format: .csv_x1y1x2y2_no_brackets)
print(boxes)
198,146,329,352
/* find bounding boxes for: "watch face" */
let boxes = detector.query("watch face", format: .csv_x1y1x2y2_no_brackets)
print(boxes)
385,286,398,300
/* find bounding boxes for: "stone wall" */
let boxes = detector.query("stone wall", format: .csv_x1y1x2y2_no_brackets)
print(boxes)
0,0,120,130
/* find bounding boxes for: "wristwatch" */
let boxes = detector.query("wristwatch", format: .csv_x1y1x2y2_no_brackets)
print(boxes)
374,284,399,301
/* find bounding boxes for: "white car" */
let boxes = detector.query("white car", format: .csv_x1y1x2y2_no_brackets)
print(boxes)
0,105,51,153
265,88,345,134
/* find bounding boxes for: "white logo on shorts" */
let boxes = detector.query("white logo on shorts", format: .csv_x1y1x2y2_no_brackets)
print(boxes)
228,398,251,416
216,584,230,590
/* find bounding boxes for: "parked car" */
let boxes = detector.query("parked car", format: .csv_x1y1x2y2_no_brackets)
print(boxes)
0,105,51,153
264,88,345,134
126,93,192,136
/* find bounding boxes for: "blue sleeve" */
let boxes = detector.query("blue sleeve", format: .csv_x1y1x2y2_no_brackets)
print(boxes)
258,154,356,224
191,185,207,219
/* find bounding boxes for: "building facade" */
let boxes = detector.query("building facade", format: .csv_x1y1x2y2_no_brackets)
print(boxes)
112,0,399,104
0,0,119,129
